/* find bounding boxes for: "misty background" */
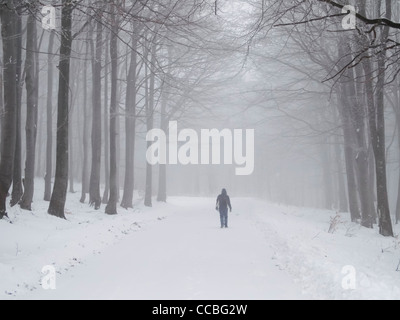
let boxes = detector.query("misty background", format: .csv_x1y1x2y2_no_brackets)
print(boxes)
0,0,398,236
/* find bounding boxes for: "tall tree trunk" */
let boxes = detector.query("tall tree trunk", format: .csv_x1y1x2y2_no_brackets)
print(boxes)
144,41,156,208
48,0,73,219
363,58,391,232
396,111,400,223
102,33,110,204
20,10,39,211
334,133,348,212
44,30,55,201
80,41,90,203
69,100,75,194
368,146,377,223
392,82,400,224
105,6,119,216
35,105,43,177
157,63,170,203
375,0,393,236
89,15,103,209
332,108,348,212
345,61,375,228
0,40,3,117
68,59,81,195
337,89,361,221
0,1,18,217
157,94,167,203
10,4,22,207
121,35,138,209
321,136,334,210
361,0,394,237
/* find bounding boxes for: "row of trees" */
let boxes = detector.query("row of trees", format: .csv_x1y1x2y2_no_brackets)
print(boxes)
3,0,400,239
249,0,400,236
0,0,234,219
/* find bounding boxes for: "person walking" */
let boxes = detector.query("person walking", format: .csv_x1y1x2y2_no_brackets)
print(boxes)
216,189,232,228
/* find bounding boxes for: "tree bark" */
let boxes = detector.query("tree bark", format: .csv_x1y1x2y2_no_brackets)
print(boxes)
334,133,348,213
345,61,375,228
392,81,400,224
44,30,55,201
105,6,119,215
121,35,138,209
144,41,156,208
331,107,348,212
10,4,22,207
0,1,18,217
396,110,400,223
89,15,103,209
68,100,75,194
337,89,361,221
360,0,394,237
320,136,334,210
20,10,39,211
80,40,90,203
48,0,73,219
157,77,170,203
102,33,110,204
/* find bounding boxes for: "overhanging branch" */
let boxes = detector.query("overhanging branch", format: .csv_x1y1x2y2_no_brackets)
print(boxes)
318,0,400,29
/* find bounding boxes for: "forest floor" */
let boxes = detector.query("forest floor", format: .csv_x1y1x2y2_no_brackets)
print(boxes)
1,182,400,300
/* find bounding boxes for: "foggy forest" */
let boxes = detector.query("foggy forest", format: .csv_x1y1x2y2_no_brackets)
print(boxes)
1,0,400,300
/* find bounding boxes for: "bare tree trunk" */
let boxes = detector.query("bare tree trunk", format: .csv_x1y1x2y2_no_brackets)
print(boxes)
102,33,110,204
321,136,334,210
331,108,348,212
89,15,103,210
0,1,18,217
20,10,39,211
80,43,90,203
396,111,400,223
368,146,377,223
157,95,167,203
68,97,75,194
36,103,44,178
0,41,3,117
360,0,394,237
105,6,119,215
44,30,55,201
48,0,73,219
375,0,393,236
345,61,374,228
157,70,170,203
121,35,138,209
80,41,90,203
144,40,156,208
337,89,361,221
391,81,400,224
334,134,348,212
116,106,120,202
68,58,82,195
10,4,22,207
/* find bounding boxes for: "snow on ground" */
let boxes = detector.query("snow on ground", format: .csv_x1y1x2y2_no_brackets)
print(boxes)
252,201,400,300
1,181,400,300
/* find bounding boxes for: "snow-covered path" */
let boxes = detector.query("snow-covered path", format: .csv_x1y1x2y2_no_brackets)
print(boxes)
3,191,400,300
23,197,305,300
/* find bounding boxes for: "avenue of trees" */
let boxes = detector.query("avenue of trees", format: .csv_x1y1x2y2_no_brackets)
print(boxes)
1,0,400,238
248,0,400,237
0,0,232,218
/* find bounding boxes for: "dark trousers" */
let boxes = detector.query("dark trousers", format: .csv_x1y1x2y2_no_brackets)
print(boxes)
219,208,228,228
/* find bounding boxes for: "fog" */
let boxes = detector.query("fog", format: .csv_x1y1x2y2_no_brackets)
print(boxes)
1,0,400,233
4,0,400,301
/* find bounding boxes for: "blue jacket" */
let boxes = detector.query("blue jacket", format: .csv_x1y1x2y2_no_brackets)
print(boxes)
216,189,232,212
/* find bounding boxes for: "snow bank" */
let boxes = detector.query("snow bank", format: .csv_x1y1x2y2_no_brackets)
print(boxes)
2,183,400,300
0,182,170,299
252,201,400,300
